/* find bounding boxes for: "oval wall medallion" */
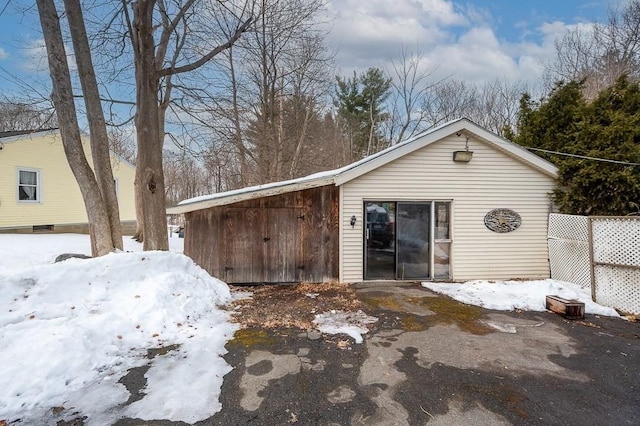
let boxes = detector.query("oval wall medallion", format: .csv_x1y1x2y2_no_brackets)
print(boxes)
484,208,522,233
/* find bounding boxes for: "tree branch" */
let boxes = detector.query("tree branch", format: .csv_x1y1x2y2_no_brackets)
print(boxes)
158,16,253,77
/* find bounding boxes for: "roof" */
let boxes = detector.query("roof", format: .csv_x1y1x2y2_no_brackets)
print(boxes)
0,128,60,142
167,118,559,215
0,127,136,169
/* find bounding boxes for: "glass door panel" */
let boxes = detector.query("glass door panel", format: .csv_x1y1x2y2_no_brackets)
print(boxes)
364,202,396,280
434,242,451,279
396,203,430,279
434,202,452,280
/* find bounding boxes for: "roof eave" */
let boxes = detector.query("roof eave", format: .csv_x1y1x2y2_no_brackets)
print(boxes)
0,128,61,143
334,118,558,185
167,175,336,214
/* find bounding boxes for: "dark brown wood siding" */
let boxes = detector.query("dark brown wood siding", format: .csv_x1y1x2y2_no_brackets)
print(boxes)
184,185,339,284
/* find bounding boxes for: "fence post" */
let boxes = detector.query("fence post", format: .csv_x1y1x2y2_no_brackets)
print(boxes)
587,216,596,302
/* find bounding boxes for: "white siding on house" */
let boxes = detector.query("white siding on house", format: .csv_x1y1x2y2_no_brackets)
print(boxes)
339,134,556,282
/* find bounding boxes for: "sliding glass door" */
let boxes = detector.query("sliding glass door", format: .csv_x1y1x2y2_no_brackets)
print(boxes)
364,201,450,280
364,202,396,279
396,203,431,279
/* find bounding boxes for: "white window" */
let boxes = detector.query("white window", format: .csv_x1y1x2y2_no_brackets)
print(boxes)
18,168,41,203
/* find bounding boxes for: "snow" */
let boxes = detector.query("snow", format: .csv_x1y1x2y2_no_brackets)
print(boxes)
0,233,184,269
1,232,623,423
313,310,378,343
0,234,234,425
422,279,620,317
178,168,339,206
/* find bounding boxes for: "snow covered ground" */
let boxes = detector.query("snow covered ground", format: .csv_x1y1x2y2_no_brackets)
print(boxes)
0,233,234,425
422,279,620,317
1,233,621,424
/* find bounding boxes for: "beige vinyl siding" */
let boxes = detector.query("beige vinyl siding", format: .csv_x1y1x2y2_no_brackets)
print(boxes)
0,132,136,229
340,134,556,282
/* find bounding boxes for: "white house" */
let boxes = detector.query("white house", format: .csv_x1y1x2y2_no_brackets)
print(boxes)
168,118,558,284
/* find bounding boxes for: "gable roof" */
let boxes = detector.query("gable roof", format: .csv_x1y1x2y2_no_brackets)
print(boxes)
0,128,60,142
0,127,136,169
167,118,558,215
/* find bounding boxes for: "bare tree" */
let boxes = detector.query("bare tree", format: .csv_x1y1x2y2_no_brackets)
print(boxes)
230,0,333,183
0,101,57,132
36,0,117,256
420,77,526,137
65,0,123,250
546,0,640,98
384,46,443,144
119,0,254,249
108,126,136,164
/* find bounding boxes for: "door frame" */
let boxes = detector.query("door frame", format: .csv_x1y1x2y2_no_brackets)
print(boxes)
362,199,452,281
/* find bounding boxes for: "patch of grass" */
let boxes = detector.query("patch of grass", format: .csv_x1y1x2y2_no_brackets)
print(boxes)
359,291,493,335
358,293,405,312
407,296,494,335
227,328,276,348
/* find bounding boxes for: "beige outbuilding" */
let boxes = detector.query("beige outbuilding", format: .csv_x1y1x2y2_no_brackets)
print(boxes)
0,129,136,234
170,118,558,284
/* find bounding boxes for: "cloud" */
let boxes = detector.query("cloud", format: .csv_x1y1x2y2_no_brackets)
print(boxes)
326,0,583,87
21,38,77,73
0,48,7,59
326,0,466,71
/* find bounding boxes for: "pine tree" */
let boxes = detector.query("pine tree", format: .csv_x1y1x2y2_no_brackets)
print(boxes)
515,77,640,215
335,68,391,160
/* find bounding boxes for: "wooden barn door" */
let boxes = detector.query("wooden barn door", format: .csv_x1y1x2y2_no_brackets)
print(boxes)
223,207,303,283
223,208,264,283
263,208,303,283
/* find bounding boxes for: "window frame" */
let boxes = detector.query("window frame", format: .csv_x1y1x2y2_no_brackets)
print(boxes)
17,167,42,204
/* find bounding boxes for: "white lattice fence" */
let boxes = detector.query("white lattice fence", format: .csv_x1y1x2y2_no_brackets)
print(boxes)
590,217,640,315
547,214,591,289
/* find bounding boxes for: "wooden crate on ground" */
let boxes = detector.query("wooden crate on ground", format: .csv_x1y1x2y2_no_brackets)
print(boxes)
545,295,585,320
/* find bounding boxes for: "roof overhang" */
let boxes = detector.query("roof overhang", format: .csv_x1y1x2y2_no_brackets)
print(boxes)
167,173,336,214
0,129,60,143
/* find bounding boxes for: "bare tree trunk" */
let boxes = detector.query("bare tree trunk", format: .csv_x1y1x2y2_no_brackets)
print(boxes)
132,0,169,251
289,96,312,178
132,155,145,242
64,0,123,250
36,0,114,256
229,46,250,186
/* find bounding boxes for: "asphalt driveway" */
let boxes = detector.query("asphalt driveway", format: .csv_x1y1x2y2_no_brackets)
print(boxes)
116,283,640,426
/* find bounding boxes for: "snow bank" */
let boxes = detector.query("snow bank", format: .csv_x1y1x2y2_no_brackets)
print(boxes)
422,279,620,317
0,251,236,424
0,233,184,269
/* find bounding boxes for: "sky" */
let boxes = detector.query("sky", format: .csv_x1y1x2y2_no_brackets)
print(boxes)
0,0,619,101
0,232,621,423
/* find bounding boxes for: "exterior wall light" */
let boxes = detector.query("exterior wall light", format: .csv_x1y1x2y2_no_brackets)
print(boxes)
350,215,357,228
453,134,473,162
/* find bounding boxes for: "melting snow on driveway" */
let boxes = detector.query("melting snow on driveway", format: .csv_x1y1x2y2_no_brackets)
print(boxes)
422,279,620,317
0,234,235,425
313,310,378,343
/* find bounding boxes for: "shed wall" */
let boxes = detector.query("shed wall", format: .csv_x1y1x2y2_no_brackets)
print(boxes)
340,134,555,282
185,185,339,283
0,133,136,230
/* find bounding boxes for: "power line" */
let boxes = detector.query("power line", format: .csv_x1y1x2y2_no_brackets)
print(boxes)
525,147,640,166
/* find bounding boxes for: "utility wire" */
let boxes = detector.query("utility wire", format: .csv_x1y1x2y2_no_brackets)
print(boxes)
525,147,640,166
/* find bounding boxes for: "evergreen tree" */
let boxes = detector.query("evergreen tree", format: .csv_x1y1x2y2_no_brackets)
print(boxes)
335,68,391,160
514,77,640,215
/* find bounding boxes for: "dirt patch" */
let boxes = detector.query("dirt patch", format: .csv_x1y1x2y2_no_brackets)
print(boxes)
227,282,364,330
